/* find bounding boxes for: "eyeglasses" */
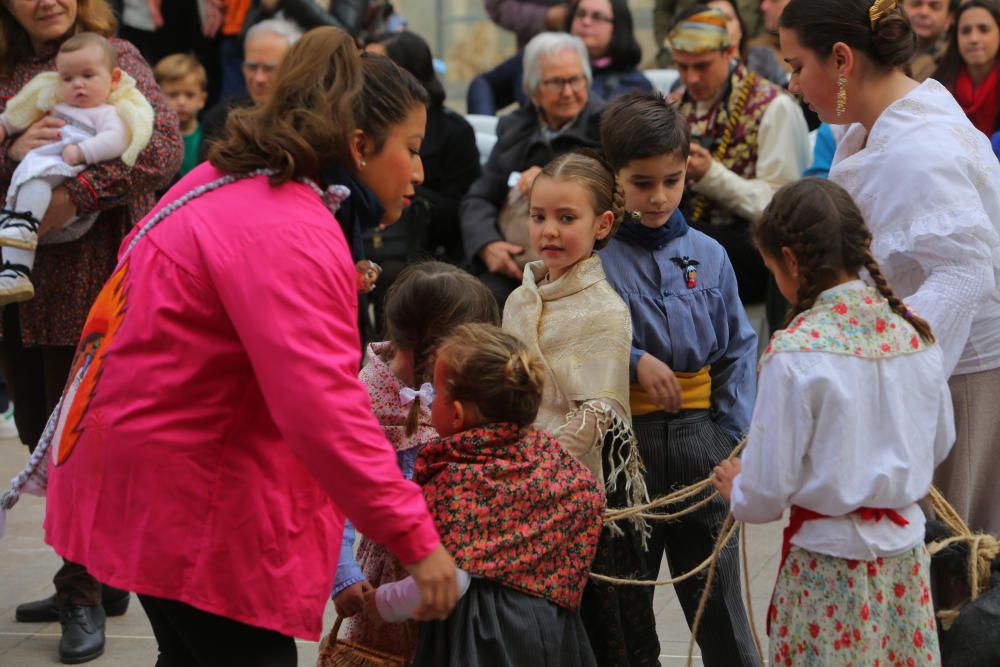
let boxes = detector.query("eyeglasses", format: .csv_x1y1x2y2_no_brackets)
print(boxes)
242,62,278,74
539,75,587,93
574,9,614,23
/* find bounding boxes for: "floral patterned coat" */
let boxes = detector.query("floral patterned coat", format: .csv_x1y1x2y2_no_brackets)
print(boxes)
0,37,182,346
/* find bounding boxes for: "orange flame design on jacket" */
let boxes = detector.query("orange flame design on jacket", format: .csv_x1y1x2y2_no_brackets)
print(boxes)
51,260,130,467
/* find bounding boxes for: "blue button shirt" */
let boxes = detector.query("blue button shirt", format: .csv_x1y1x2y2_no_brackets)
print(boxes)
598,228,757,439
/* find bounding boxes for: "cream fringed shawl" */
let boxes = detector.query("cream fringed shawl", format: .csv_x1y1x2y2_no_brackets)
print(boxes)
503,256,649,537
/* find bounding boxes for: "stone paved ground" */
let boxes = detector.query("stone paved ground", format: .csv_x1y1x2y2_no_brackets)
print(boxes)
0,435,781,666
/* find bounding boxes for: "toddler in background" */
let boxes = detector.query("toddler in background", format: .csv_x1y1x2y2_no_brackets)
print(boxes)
365,323,605,667
713,178,954,666
502,150,659,665
598,91,759,666
332,261,499,661
154,54,208,183
0,32,153,304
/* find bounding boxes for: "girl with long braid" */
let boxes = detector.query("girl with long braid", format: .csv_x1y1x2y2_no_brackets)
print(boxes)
712,178,955,666
502,151,660,665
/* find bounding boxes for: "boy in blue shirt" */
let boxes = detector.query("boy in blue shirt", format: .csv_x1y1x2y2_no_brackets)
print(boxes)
598,90,759,667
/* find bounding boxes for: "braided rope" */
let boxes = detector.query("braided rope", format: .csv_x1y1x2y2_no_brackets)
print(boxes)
124,169,276,257
689,72,758,224
0,396,62,516
687,514,738,666
741,523,764,661
590,519,739,588
927,486,1000,628
603,437,747,525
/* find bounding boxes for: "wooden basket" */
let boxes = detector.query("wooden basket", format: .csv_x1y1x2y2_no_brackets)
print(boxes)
316,617,407,667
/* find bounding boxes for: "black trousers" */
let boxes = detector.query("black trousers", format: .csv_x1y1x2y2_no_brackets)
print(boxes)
138,595,297,667
1,305,74,453
633,410,760,667
2,305,105,607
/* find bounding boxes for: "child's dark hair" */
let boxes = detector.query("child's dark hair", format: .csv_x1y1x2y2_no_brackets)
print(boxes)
753,178,934,342
600,91,692,170
532,151,626,250
356,53,430,154
383,262,500,435
436,324,546,428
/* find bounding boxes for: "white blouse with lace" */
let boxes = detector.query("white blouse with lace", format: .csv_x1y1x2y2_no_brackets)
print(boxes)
829,79,1000,377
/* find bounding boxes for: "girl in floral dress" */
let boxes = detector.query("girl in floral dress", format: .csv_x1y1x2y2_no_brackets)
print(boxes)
332,260,498,661
365,323,605,666
712,178,954,666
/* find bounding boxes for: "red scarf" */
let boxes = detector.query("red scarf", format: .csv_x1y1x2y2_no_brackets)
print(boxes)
955,63,999,137
414,423,604,610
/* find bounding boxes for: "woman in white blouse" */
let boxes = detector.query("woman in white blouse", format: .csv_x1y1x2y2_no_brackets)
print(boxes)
778,0,1000,536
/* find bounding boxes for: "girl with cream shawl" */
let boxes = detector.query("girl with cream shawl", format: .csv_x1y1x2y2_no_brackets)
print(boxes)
502,151,660,667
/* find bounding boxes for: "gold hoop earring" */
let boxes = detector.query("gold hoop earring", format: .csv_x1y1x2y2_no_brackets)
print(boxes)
836,74,848,118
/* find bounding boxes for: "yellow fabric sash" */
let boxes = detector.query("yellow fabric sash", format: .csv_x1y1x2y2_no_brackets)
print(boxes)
630,365,711,416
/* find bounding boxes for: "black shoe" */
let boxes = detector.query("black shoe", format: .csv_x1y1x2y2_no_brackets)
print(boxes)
15,594,60,623
59,604,105,664
15,588,131,623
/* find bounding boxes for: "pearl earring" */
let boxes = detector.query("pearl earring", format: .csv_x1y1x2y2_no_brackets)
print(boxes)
360,159,367,168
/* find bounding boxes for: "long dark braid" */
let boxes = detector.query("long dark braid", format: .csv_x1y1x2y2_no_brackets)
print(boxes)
863,250,935,343
405,338,436,436
754,178,934,343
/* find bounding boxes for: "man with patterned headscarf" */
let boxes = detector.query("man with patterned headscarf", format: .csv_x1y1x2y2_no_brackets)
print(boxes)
669,5,809,307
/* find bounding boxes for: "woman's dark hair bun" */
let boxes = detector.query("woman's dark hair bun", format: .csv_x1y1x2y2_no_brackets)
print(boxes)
871,13,916,67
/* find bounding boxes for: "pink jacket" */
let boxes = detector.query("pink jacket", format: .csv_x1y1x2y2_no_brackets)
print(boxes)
43,165,441,640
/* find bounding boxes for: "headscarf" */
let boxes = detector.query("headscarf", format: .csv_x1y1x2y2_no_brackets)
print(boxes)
666,8,731,54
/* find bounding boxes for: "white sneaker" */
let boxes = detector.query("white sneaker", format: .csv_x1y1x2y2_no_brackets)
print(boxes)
0,265,33,304
0,210,39,251
0,403,17,440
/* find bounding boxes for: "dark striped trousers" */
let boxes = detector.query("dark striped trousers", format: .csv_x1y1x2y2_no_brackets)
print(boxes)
633,410,760,667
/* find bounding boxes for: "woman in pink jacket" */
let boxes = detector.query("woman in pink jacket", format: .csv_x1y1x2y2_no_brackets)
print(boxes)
38,27,458,666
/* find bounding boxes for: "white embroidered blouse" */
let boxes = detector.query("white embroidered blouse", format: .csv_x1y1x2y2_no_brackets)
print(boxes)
731,281,955,560
829,79,1000,377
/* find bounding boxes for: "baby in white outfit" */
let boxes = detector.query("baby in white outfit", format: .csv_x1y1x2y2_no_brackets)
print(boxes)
0,32,148,304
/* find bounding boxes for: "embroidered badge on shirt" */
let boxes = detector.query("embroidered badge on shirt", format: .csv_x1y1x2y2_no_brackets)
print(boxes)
670,256,700,288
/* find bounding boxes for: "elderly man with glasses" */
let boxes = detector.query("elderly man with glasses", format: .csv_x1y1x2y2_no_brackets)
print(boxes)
199,18,301,159
460,32,604,306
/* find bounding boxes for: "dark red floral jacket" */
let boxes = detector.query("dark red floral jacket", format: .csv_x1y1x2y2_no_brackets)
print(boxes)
415,422,605,610
0,37,182,346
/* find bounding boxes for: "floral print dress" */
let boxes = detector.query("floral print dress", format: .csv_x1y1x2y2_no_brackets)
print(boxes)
344,342,437,662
